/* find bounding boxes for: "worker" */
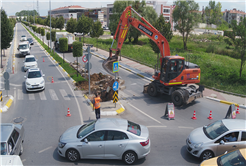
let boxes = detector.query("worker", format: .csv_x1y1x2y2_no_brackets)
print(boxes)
93,93,102,119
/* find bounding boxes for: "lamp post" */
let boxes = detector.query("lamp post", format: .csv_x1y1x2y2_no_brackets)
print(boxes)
50,0,52,52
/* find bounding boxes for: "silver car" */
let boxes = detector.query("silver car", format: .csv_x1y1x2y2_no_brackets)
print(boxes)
1,123,25,156
186,119,246,160
57,118,150,165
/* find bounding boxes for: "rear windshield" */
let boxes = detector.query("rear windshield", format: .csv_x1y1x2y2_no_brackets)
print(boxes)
218,150,246,166
25,57,35,62
28,71,41,78
19,44,28,49
127,121,141,136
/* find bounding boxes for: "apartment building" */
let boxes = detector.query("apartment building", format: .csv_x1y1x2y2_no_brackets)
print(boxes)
223,8,246,25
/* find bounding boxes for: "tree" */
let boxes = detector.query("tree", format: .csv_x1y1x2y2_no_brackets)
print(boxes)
1,9,13,68
37,17,44,25
205,1,223,25
51,30,56,51
41,28,45,45
77,14,93,44
90,20,104,51
56,16,65,30
59,38,68,63
172,0,200,50
46,32,50,49
66,17,77,33
230,19,246,77
51,17,57,29
72,41,83,76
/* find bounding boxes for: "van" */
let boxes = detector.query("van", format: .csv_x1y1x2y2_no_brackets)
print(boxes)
0,155,24,166
17,41,31,56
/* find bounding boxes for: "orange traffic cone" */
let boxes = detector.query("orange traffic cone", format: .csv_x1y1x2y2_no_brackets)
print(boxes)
43,58,45,62
207,110,213,120
236,106,240,114
191,111,197,120
66,108,71,117
51,77,54,83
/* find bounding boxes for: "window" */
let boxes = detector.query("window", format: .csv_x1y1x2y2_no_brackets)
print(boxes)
11,129,19,144
164,17,169,21
28,71,42,78
127,121,141,136
7,138,14,154
107,131,128,140
241,132,246,141
163,9,170,13
86,131,105,141
77,121,96,138
1,142,7,155
203,120,229,140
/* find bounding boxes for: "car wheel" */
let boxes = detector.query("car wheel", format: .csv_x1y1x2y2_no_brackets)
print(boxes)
66,149,80,162
122,151,137,165
19,142,23,156
200,150,214,160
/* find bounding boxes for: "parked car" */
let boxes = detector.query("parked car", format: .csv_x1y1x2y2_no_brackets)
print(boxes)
24,68,45,92
200,148,246,166
103,26,109,30
17,41,31,56
57,118,150,165
27,38,34,45
0,155,24,166
20,35,27,41
1,123,25,156
73,32,83,36
23,55,38,71
186,119,246,160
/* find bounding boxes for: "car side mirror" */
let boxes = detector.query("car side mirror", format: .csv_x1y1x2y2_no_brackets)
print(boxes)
220,140,225,145
24,76,26,79
84,138,88,143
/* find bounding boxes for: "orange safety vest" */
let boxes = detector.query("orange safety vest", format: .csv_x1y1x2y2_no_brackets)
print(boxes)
94,97,101,109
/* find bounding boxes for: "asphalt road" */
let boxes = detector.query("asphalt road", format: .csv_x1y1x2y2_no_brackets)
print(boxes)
1,23,246,166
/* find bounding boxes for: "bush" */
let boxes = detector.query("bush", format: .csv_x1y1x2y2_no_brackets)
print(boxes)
72,41,83,57
206,44,216,53
51,30,56,42
46,32,50,40
59,38,68,52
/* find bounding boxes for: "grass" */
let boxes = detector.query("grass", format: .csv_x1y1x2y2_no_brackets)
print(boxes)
77,34,246,96
23,24,86,83
103,31,111,35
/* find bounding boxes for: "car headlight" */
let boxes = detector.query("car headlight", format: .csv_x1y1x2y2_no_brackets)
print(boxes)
26,82,31,86
40,80,44,84
58,142,66,148
194,143,203,148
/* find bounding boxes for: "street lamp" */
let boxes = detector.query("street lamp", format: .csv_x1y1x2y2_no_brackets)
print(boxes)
50,0,52,52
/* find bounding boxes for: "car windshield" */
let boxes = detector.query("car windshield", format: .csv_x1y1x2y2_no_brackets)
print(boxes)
28,71,41,78
218,150,246,166
1,142,7,155
127,121,141,136
203,120,229,140
77,121,96,138
19,44,28,49
25,57,35,62
27,38,32,41
21,35,26,37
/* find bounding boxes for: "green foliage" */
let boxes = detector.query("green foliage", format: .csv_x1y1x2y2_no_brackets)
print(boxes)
46,32,50,40
206,43,216,53
37,17,44,25
59,38,68,52
51,30,56,42
15,10,39,16
172,0,201,50
72,41,83,57
51,17,57,29
1,9,13,50
41,28,45,36
56,16,65,30
36,27,41,34
90,20,104,38
77,14,93,34
66,17,77,33
149,15,173,54
204,1,223,25
224,37,233,46
32,26,37,32
217,20,229,30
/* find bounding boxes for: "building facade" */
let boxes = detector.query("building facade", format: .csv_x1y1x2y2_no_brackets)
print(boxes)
160,4,176,30
222,8,246,25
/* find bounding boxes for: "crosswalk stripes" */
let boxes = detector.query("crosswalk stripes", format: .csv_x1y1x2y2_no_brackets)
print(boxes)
39,91,47,100
49,89,59,100
18,89,23,100
28,93,35,100
59,89,71,100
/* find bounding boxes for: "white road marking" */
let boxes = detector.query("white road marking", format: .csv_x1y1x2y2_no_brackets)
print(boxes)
131,83,137,85
128,103,162,124
59,89,70,100
22,159,26,162
178,126,194,129
39,91,47,100
49,89,58,100
38,146,52,153
147,126,167,128
28,93,35,100
14,89,16,105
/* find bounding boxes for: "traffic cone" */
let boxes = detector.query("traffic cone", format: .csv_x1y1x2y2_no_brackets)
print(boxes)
51,77,54,83
66,108,71,117
43,58,45,62
207,110,213,120
236,106,240,114
191,111,197,120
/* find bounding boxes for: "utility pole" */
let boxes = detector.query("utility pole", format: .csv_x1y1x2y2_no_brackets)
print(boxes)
33,0,35,25
50,0,52,52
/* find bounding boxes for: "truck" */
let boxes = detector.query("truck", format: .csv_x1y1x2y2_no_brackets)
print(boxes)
54,32,75,52
102,6,204,106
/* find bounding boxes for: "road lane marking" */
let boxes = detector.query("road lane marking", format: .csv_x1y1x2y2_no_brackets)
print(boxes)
59,89,71,100
39,91,47,100
49,89,58,100
128,103,161,124
28,93,35,100
18,89,23,100
178,126,194,129
147,126,167,128
38,146,52,153
22,159,26,162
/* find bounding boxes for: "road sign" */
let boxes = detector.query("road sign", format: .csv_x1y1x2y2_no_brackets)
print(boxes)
0,91,2,102
85,62,92,70
164,103,175,120
113,81,119,91
3,72,9,79
113,91,118,103
113,61,119,73
85,53,92,60
82,55,88,63
4,72,10,91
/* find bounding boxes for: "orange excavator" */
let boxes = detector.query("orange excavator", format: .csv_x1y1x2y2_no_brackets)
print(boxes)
103,6,204,106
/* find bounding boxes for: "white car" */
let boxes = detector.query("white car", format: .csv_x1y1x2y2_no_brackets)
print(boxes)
24,68,45,92
23,55,38,71
20,35,27,41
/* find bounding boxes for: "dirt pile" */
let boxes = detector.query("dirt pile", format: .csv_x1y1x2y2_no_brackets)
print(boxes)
75,73,124,102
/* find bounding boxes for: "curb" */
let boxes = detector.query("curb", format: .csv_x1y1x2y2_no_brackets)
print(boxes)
206,96,246,109
0,95,14,113
83,94,125,116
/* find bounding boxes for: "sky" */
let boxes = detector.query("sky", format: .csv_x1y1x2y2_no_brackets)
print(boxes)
1,0,246,16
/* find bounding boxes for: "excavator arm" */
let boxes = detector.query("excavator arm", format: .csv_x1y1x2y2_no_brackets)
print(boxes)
103,6,171,74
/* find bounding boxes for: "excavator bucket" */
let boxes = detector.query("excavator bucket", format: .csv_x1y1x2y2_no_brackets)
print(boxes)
102,49,120,75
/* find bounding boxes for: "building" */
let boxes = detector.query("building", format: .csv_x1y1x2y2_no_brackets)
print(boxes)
222,8,246,25
160,4,176,30
146,1,167,17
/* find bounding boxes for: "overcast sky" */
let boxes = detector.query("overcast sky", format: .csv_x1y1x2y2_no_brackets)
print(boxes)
1,0,246,16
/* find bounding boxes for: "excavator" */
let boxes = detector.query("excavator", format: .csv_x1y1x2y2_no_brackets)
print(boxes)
102,6,204,106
